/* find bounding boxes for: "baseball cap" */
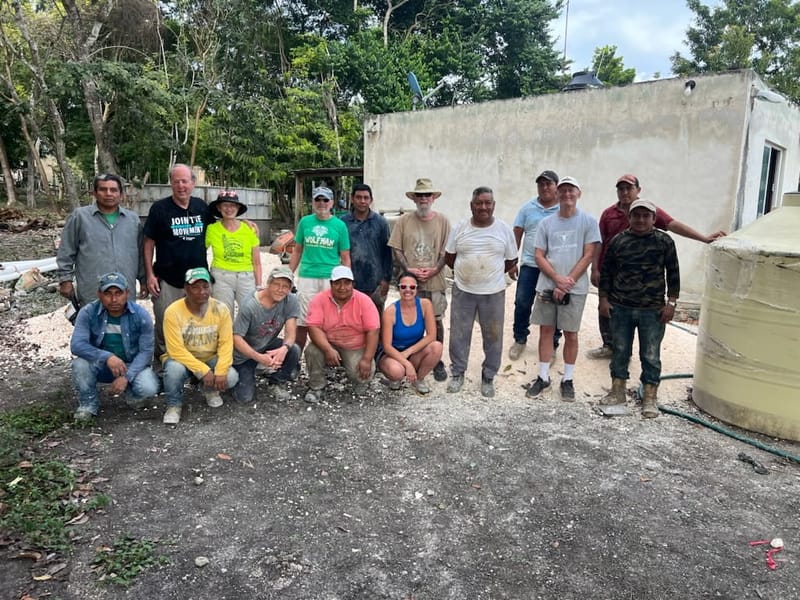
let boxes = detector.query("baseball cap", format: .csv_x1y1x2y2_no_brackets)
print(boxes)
268,266,295,284
616,174,639,187
557,176,581,191
535,170,559,184
629,199,657,214
185,267,212,284
312,186,334,201
98,272,128,291
330,265,354,281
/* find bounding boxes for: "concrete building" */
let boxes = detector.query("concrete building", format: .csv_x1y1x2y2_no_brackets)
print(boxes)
364,70,800,299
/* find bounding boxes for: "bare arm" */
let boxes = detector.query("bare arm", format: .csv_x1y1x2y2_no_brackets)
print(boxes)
667,220,726,244
568,242,599,284
289,243,303,272
251,245,263,288
339,249,351,267
143,236,160,296
392,247,409,271
513,226,523,250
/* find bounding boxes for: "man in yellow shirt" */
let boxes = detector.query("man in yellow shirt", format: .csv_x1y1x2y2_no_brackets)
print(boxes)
161,267,238,424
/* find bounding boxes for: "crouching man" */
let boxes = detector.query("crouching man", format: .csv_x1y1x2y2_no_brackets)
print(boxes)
71,272,159,422
303,266,380,403
232,266,301,403
598,199,680,418
161,268,238,424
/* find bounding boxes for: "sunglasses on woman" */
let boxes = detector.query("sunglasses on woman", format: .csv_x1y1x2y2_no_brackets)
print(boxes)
399,284,417,290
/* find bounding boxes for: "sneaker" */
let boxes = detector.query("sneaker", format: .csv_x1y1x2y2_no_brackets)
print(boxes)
73,408,95,422
587,346,613,360
480,377,495,398
413,378,431,395
446,374,464,393
560,379,575,401
163,406,182,424
525,376,550,398
433,361,448,382
204,391,224,408
304,389,323,404
388,380,403,391
270,386,293,402
508,342,525,360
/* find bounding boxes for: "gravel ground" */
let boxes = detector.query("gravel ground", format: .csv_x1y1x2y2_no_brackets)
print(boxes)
1,226,799,600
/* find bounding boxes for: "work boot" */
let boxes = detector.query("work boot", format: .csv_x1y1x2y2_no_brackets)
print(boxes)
600,378,627,405
587,345,613,359
446,374,464,393
508,342,525,360
641,383,660,418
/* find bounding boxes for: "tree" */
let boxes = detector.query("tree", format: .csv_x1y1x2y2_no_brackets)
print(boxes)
671,0,800,104
590,45,635,86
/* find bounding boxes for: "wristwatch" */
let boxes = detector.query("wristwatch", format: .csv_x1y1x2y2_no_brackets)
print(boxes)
667,300,677,307
284,343,292,350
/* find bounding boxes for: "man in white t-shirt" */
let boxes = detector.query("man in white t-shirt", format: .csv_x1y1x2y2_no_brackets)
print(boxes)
527,176,600,401
444,186,518,398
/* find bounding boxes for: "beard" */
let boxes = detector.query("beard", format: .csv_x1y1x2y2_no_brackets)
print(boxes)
416,206,432,218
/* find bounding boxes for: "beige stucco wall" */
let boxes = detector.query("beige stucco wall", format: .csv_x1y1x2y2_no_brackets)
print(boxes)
365,70,800,299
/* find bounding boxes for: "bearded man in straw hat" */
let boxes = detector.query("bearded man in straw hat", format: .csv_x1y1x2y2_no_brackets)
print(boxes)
388,178,451,382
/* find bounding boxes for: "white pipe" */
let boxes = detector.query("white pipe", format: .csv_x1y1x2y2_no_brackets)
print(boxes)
0,257,58,282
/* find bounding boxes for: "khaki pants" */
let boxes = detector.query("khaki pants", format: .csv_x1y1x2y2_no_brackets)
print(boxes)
304,343,375,390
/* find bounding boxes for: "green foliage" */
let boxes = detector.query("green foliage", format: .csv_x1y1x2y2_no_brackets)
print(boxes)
92,534,170,586
0,404,107,551
0,460,102,551
1,0,568,193
672,0,800,104
590,45,636,86
0,402,71,438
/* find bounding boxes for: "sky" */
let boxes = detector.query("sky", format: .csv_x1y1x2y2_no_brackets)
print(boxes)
551,0,714,81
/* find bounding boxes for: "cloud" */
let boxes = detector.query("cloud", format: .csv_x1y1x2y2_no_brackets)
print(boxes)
552,0,696,78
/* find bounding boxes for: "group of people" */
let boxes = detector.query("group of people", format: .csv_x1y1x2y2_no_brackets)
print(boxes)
58,165,295,424
510,169,724,416
57,164,723,425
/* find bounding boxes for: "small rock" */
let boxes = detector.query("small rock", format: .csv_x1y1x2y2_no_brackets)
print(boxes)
195,556,210,567
194,476,204,486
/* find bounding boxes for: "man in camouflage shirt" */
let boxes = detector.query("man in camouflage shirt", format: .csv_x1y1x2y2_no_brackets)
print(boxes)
597,199,680,418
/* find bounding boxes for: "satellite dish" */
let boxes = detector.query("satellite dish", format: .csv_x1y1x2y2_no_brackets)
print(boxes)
408,72,423,108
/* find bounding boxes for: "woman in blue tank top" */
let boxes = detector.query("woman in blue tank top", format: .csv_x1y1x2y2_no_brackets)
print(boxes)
377,272,443,394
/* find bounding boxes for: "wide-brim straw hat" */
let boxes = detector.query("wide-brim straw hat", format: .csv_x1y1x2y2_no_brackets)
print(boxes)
405,178,442,200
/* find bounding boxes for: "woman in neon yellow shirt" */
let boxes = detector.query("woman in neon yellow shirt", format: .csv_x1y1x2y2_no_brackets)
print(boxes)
206,191,262,318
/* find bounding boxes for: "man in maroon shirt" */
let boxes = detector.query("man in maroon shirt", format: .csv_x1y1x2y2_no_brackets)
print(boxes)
588,174,726,359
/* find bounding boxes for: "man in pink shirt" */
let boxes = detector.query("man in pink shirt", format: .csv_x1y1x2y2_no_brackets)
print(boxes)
304,266,380,402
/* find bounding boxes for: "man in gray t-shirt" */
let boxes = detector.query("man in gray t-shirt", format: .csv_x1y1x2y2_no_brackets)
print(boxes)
527,176,600,401
232,267,301,403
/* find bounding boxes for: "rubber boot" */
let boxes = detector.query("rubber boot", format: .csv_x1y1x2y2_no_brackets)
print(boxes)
641,383,660,418
600,378,626,405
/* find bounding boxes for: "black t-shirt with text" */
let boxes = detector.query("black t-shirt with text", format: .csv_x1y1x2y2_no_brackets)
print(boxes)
143,196,210,288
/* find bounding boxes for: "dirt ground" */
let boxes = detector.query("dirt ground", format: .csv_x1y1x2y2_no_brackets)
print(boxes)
1,227,799,600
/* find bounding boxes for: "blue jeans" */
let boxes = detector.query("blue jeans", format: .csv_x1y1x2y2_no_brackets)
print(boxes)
513,265,562,347
72,357,160,415
609,304,666,385
232,339,301,403
163,357,239,407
